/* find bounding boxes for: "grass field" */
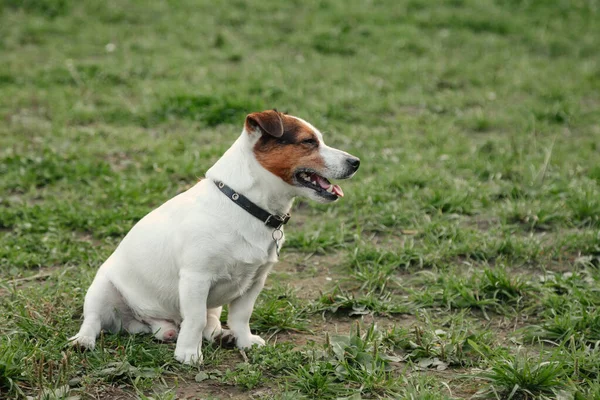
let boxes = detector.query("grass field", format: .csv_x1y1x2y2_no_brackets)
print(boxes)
1,0,600,398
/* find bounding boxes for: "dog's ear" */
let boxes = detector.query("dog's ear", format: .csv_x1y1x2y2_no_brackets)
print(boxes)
245,110,284,138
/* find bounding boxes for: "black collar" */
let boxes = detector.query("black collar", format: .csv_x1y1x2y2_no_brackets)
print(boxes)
214,180,291,230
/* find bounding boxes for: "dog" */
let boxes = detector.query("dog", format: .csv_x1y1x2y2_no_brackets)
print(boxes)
69,110,360,364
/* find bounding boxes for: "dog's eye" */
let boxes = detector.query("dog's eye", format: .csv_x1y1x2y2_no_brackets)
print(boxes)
302,138,318,146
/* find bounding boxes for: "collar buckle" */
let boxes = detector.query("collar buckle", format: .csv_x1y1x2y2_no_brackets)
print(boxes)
265,213,290,230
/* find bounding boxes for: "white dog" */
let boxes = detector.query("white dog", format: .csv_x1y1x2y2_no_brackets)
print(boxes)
70,110,360,364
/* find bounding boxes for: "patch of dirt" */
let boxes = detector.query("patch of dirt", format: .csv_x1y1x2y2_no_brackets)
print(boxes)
425,367,482,398
74,231,107,247
85,384,137,399
105,151,138,172
272,313,417,349
463,215,502,231
0,264,70,296
1,191,47,205
486,312,535,340
364,231,412,252
283,205,316,230
271,249,419,349
153,350,275,400
174,380,258,400
274,251,346,299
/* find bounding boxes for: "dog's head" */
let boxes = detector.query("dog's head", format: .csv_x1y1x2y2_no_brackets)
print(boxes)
246,110,360,203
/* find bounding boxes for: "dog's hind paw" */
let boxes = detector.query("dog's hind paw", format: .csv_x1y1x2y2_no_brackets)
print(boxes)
213,329,236,348
236,334,265,349
69,335,96,350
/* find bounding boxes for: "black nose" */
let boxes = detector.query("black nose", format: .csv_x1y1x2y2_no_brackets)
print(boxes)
346,157,360,171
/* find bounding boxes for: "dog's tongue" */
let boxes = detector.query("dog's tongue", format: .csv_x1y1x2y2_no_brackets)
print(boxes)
315,175,344,197
316,175,330,190
332,185,344,197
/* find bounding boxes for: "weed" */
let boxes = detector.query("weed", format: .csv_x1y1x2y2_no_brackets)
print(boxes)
312,286,410,316
408,266,532,317
386,311,496,367
223,363,264,390
0,339,26,397
477,351,566,399
288,324,403,398
523,304,600,346
326,324,400,396
289,363,346,399
395,374,455,399
247,343,307,375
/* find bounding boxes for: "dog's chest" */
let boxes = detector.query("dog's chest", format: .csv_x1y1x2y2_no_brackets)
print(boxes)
205,230,282,308
207,259,274,308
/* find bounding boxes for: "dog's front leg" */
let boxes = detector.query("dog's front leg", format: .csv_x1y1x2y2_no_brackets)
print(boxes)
174,271,211,364
228,273,268,349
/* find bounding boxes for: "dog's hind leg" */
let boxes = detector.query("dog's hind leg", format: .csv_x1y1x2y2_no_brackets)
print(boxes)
69,271,122,350
203,307,223,341
125,319,151,335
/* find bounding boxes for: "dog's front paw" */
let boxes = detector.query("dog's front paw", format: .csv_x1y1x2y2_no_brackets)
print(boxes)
69,335,96,350
236,334,266,349
174,347,203,365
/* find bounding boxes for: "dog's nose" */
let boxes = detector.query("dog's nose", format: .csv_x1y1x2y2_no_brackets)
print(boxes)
346,157,360,171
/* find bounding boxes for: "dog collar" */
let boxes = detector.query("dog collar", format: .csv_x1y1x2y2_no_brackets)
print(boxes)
213,180,291,230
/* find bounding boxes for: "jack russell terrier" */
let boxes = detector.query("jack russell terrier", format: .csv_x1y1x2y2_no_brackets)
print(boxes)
70,110,360,364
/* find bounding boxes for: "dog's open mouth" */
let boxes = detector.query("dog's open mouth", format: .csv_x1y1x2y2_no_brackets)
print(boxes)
294,170,344,199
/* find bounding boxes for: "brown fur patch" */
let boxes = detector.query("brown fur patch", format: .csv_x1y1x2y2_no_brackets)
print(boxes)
253,113,324,184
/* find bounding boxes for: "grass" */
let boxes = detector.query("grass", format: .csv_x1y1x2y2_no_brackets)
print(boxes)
1,0,600,398
476,351,567,399
386,311,496,367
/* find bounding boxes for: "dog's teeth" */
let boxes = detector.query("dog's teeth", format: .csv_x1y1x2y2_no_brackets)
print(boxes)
326,186,333,193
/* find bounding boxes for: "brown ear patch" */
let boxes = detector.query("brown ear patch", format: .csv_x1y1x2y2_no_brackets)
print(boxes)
253,114,324,184
245,110,284,138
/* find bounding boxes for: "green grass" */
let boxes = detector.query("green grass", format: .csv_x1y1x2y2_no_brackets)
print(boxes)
476,351,567,399
1,0,600,398
386,310,496,367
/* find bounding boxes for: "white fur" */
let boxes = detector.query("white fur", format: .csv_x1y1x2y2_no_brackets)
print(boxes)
69,116,358,364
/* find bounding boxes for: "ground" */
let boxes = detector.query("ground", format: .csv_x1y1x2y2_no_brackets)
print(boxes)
1,0,600,399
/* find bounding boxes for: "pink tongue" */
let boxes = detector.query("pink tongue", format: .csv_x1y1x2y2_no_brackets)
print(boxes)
316,175,331,190
314,174,344,197
333,185,344,197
